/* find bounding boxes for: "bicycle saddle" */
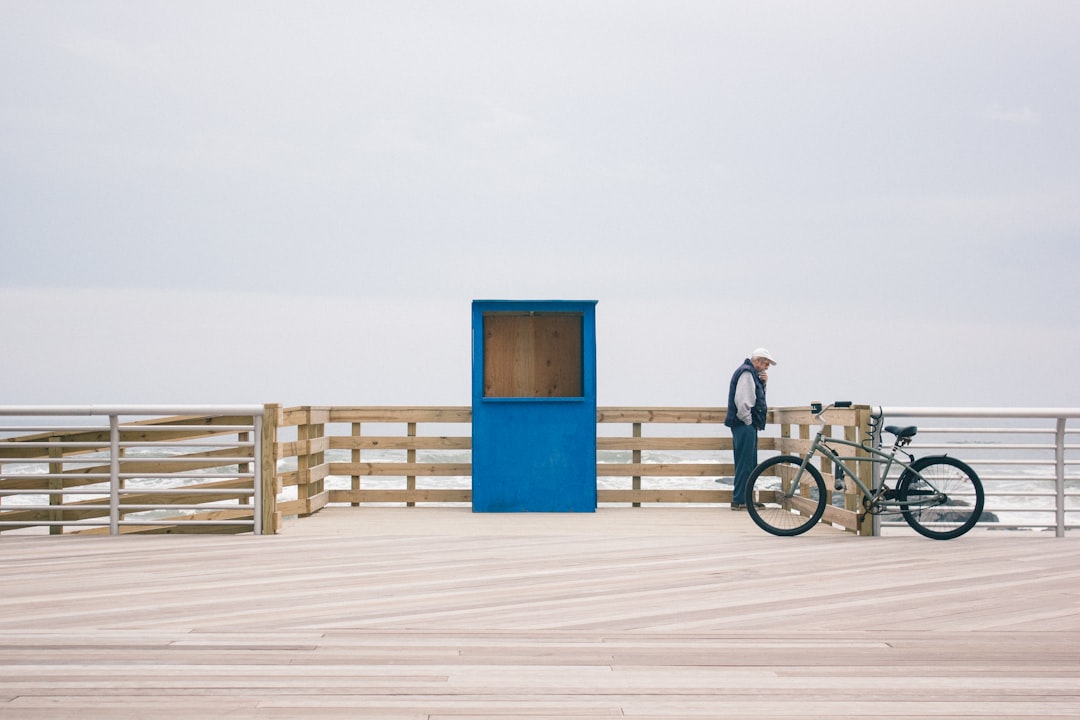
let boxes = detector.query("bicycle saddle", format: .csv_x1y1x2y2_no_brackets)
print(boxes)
884,425,917,439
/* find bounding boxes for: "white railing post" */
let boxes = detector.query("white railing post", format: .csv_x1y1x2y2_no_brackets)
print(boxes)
1056,418,1066,538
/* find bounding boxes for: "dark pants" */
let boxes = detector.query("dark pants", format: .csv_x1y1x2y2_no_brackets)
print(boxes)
731,422,758,505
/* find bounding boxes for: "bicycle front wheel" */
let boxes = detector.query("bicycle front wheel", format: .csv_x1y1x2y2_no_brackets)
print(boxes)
745,455,827,536
898,456,985,540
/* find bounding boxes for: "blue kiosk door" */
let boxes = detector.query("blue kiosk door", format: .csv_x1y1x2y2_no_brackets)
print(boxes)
471,300,597,513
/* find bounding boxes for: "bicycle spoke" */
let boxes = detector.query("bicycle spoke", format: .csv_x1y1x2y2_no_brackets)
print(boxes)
746,456,827,536
899,456,984,540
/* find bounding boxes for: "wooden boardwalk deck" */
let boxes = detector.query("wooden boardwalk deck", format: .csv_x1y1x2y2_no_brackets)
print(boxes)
2,507,1079,719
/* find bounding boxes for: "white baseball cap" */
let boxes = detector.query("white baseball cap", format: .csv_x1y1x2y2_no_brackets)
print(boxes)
751,347,777,365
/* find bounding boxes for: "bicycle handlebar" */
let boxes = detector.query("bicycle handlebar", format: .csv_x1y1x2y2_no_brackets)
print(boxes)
810,401,852,415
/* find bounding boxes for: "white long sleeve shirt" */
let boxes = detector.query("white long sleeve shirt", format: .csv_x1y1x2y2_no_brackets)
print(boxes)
734,371,758,426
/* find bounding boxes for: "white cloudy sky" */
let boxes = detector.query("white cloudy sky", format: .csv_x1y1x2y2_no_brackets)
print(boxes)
2,0,1079,410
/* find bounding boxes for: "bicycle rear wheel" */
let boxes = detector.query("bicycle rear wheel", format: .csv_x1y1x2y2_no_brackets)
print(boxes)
745,455,827,536
897,456,985,540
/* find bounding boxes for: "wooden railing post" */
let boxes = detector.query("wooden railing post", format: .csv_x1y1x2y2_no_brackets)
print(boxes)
48,437,63,535
239,429,251,510
632,422,642,508
295,408,325,517
262,403,280,534
407,422,417,507
351,422,362,507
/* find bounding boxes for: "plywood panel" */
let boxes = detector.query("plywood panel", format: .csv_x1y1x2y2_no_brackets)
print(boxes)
483,313,583,398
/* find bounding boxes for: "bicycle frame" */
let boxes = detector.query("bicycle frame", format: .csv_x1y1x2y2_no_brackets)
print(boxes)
791,421,945,513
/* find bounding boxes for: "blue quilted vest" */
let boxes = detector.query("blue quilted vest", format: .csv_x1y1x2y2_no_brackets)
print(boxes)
725,358,767,430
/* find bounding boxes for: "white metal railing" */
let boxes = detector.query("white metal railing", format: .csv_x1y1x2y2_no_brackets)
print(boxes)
0,405,265,536
874,407,1080,537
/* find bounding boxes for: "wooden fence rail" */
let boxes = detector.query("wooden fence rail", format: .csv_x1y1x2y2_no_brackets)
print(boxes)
271,405,869,534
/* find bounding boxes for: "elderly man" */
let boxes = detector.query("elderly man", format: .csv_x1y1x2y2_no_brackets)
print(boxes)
725,348,777,510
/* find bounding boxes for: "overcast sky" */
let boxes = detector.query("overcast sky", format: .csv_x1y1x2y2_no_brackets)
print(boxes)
2,1,1079,411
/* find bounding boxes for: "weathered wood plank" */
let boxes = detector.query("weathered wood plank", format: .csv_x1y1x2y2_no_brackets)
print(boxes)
278,463,331,486
328,462,473,477
598,489,728,503
597,437,727,451
0,415,258,460
330,436,472,451
596,407,727,423
277,435,332,458
597,463,725,477
326,407,473,423
329,489,472,504
279,406,332,425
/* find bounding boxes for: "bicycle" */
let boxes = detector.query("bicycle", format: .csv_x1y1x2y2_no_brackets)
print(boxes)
745,402,985,540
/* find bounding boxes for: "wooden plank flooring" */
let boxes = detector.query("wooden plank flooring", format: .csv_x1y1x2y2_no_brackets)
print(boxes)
2,507,1079,719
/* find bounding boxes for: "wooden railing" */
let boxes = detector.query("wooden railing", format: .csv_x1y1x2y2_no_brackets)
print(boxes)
270,405,473,523
1,404,875,535
1,406,267,535
271,404,872,534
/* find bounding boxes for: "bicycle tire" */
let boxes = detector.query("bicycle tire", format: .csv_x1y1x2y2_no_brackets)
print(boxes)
745,455,828,536
897,455,985,540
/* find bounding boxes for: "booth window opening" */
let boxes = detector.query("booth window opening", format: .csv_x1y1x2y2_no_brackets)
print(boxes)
482,312,584,399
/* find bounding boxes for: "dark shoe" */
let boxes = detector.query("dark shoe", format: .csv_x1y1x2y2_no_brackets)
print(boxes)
751,501,765,509
730,503,745,511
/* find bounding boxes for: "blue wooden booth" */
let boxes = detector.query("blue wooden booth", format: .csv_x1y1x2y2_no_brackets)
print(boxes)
471,300,598,512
